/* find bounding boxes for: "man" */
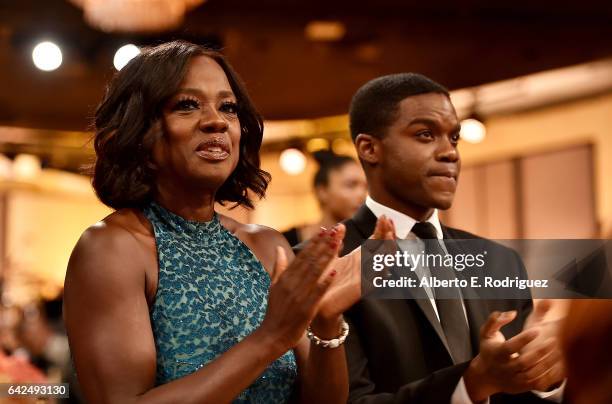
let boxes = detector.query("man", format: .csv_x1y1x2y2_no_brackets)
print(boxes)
341,73,565,403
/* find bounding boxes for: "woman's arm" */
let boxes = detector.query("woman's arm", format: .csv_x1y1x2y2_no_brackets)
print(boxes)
261,228,349,404
64,223,337,404
293,321,349,404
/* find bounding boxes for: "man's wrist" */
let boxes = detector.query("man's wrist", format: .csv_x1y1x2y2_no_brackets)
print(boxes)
463,355,495,403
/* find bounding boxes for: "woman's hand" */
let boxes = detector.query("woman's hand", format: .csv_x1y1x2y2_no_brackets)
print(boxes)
314,216,397,326
258,226,345,352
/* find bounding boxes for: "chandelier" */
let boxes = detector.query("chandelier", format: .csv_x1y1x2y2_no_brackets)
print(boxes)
69,0,206,33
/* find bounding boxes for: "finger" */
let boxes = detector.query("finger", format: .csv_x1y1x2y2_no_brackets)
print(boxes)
299,225,343,290
291,228,330,275
308,268,338,307
271,246,288,284
503,328,540,357
522,344,562,382
511,337,556,373
480,311,517,339
528,300,553,327
384,217,396,240
529,361,565,391
283,229,331,293
333,223,346,246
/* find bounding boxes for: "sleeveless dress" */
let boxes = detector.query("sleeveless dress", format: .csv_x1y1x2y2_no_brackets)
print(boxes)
142,202,297,403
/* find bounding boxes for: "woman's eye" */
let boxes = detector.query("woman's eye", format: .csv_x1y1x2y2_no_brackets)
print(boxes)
451,133,461,143
220,102,239,114
174,99,200,111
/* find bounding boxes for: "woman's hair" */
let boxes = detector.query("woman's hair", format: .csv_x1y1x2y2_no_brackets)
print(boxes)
92,40,270,210
312,150,355,188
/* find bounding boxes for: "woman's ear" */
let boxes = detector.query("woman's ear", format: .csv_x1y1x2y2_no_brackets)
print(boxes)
355,133,380,165
315,185,329,207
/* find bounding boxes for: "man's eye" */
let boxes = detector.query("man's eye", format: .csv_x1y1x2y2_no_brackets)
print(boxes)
220,102,239,114
416,131,433,139
174,99,200,111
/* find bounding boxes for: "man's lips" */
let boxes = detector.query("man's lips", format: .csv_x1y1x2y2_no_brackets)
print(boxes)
427,168,458,187
427,168,458,180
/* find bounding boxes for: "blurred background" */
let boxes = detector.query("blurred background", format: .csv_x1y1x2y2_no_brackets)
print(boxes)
0,0,611,400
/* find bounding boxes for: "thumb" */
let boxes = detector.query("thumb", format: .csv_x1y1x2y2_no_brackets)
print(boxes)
525,299,552,328
480,310,517,339
272,246,288,284
371,215,387,239
534,299,552,320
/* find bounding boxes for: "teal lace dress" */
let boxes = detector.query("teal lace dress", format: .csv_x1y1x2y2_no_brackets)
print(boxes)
142,202,297,403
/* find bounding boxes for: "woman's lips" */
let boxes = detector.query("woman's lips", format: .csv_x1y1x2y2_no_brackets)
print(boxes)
195,139,230,161
195,147,229,161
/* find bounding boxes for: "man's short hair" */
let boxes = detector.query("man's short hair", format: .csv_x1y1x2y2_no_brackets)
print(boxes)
349,73,449,140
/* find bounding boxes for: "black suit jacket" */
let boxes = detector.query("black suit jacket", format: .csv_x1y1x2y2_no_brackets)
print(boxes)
331,205,550,403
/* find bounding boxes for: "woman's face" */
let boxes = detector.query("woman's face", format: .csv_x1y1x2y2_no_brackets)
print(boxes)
152,55,241,192
317,162,368,221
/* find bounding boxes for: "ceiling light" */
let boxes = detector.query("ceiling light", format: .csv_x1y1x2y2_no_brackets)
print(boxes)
279,148,306,175
32,41,62,71
305,21,346,42
460,118,486,144
114,44,140,70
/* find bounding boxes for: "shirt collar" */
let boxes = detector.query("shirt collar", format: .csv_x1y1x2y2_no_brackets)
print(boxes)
365,195,443,239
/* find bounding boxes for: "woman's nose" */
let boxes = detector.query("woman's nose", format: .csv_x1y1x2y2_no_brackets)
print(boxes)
199,107,228,133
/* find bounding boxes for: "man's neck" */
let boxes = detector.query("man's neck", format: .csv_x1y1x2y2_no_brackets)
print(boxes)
368,191,434,222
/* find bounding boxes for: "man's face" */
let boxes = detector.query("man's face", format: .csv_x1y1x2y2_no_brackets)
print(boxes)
377,92,461,210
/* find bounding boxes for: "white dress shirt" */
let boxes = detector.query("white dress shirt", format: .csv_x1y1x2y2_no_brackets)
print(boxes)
364,196,564,404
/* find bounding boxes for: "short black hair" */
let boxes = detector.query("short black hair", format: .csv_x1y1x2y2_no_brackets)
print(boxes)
312,150,355,188
92,40,270,210
349,73,449,140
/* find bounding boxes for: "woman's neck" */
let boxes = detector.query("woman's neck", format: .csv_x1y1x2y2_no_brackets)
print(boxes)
155,181,216,222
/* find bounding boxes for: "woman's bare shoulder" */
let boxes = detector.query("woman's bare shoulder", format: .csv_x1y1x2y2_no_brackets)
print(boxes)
218,214,293,272
219,214,286,244
68,209,154,276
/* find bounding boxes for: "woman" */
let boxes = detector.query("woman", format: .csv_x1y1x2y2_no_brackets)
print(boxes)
64,40,390,404
283,150,367,246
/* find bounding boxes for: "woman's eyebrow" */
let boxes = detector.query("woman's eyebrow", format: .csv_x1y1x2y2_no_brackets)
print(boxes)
175,88,235,99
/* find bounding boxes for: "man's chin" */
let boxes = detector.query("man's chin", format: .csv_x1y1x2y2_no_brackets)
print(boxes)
430,195,455,210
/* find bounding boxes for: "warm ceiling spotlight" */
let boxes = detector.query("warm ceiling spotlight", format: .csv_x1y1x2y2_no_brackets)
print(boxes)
70,0,206,33
13,154,42,180
279,148,307,175
306,138,329,153
114,44,141,70
32,41,62,71
305,21,346,42
460,118,486,144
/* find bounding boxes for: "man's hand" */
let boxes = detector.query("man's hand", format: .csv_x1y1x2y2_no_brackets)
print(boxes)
464,310,545,402
519,300,566,391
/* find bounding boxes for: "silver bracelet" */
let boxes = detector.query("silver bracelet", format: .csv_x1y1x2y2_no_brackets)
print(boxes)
306,319,350,348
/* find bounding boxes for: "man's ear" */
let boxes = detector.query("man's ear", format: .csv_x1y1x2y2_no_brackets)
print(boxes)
355,133,380,165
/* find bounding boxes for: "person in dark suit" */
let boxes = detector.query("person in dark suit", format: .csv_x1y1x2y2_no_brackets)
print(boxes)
338,73,566,403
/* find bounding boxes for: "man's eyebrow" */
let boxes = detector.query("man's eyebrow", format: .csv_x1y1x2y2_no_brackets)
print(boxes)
407,118,462,133
407,118,439,127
